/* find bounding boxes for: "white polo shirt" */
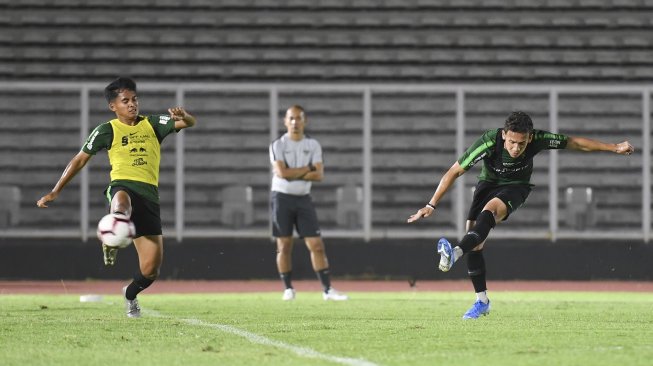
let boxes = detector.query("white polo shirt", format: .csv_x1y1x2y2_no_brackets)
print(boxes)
269,133,322,196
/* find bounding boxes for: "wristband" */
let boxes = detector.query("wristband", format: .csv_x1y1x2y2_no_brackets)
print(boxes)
426,203,436,210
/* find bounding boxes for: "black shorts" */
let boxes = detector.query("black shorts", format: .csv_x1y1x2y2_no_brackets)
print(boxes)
270,191,321,238
105,185,162,238
467,181,531,221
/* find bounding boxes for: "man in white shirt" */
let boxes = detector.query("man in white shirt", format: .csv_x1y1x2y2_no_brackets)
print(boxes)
269,105,348,301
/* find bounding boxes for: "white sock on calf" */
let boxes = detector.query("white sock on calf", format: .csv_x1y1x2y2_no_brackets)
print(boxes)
476,291,489,304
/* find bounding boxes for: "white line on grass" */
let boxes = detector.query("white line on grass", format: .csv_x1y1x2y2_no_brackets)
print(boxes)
145,310,380,366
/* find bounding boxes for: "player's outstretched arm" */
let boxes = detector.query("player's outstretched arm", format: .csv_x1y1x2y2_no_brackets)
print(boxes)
407,162,466,223
169,107,196,129
37,151,92,208
566,136,634,155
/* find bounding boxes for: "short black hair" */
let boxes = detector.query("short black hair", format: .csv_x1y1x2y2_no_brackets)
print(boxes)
285,104,306,119
504,111,533,134
104,77,137,102
287,104,305,114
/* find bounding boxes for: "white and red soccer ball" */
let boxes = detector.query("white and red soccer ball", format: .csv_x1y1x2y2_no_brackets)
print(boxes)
97,213,135,248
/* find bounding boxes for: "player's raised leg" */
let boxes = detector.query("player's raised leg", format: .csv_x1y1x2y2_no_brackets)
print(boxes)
102,190,133,266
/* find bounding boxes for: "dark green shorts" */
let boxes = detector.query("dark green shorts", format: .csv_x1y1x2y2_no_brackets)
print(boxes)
105,185,162,237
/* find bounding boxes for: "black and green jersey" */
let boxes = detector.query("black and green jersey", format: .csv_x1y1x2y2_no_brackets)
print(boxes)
457,128,568,185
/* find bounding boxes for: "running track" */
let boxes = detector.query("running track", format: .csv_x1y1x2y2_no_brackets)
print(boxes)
1,280,652,294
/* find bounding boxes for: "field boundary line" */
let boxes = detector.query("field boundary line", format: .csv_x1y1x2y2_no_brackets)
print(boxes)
145,309,380,366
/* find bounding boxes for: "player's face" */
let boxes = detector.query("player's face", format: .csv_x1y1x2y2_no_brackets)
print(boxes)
109,89,139,123
502,130,532,158
284,108,306,138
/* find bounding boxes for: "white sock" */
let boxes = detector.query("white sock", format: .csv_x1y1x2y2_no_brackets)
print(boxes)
476,291,489,304
453,247,463,262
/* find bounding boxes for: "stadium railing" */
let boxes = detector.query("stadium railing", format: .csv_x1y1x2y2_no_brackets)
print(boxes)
0,82,649,242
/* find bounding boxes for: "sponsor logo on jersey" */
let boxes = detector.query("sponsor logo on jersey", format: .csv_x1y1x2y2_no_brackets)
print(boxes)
86,130,100,150
159,116,170,124
491,164,529,174
127,133,152,144
129,147,147,155
132,158,147,166
470,152,487,167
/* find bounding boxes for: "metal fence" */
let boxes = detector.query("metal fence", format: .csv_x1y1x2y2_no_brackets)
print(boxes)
0,82,650,242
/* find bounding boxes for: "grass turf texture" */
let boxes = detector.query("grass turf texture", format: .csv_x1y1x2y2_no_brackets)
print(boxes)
1,291,652,366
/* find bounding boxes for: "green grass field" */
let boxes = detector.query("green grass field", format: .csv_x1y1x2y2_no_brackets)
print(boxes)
2,291,652,366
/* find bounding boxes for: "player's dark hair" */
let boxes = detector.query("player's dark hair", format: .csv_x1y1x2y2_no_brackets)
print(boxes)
288,104,305,115
504,111,533,134
104,77,137,102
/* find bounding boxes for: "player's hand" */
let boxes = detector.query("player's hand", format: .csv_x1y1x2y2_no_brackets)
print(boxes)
37,191,58,208
168,107,188,121
407,206,435,223
615,141,634,155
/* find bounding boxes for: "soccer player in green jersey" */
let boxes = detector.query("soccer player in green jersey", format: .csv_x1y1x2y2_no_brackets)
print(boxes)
407,111,634,319
37,77,196,318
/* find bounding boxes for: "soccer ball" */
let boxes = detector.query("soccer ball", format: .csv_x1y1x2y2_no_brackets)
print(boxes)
97,213,135,248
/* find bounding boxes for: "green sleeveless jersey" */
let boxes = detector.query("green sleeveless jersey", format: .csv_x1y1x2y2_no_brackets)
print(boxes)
457,128,568,185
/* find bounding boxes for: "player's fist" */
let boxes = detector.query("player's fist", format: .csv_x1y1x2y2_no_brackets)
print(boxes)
615,141,634,155
37,191,58,208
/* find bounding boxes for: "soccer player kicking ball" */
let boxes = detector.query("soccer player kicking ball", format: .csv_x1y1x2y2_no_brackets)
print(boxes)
37,77,196,318
407,111,634,319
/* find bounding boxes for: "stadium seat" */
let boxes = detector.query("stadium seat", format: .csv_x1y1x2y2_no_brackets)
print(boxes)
564,186,597,230
0,185,21,227
336,184,363,229
221,186,254,229
522,34,553,47
321,15,353,27
324,33,356,46
621,35,650,47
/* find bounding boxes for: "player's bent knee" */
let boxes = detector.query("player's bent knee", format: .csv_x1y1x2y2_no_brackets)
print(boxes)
143,271,159,280
309,246,326,256
277,245,293,255
139,265,160,279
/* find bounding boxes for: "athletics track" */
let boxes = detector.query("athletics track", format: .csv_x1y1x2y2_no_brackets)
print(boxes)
1,280,651,294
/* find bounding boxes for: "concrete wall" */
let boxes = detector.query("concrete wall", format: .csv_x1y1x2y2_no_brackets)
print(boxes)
1,238,651,281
